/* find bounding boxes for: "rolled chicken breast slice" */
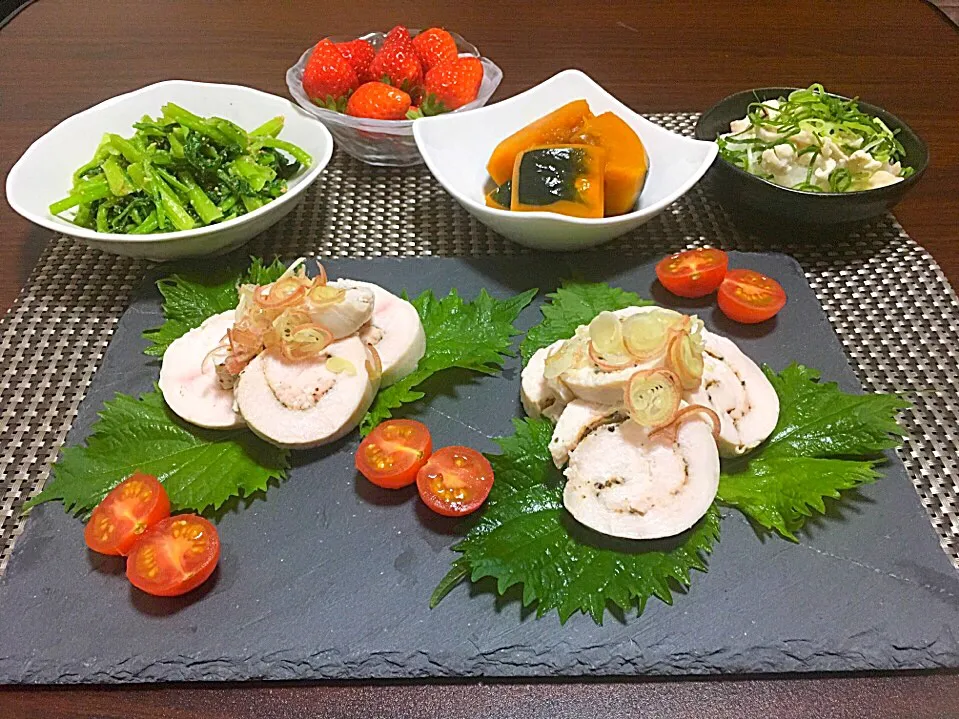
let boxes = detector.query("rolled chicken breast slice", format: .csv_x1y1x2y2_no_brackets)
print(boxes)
249,259,371,339
563,418,720,540
557,307,693,405
331,279,426,387
308,283,375,339
521,341,568,420
684,331,779,457
548,399,621,468
235,335,378,448
159,310,244,429
559,361,655,406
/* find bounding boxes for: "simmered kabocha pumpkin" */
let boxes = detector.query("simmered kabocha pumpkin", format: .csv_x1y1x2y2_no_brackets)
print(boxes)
509,145,606,218
486,101,650,219
486,100,593,185
570,112,649,216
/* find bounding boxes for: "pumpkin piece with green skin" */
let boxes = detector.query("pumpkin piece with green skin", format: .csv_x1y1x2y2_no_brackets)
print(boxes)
570,111,649,216
486,100,593,185
485,180,512,209
509,144,607,218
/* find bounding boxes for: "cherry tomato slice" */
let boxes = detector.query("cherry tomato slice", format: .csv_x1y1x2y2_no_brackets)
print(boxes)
655,248,729,298
356,419,433,489
84,472,171,556
717,269,787,324
416,446,494,517
126,515,220,597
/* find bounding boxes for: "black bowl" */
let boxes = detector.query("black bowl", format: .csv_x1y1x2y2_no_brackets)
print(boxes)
694,87,928,230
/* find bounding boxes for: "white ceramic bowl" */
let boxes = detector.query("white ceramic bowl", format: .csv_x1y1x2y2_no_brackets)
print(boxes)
6,80,333,260
286,30,502,167
413,69,718,251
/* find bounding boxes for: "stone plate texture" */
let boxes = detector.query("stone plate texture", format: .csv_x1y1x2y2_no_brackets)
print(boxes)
0,251,956,684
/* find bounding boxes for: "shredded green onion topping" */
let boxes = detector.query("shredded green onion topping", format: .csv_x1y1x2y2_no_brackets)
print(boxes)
716,84,913,193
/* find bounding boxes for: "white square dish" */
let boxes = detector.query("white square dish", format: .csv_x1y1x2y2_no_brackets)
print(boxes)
6,80,333,260
413,69,718,251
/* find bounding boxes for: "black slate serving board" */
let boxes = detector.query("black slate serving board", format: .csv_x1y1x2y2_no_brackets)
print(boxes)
1,252,957,684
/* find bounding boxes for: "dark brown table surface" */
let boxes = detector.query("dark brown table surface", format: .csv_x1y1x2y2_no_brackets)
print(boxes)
1,1,958,716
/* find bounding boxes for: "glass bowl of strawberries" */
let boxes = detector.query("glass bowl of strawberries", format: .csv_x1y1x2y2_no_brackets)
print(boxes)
287,26,503,167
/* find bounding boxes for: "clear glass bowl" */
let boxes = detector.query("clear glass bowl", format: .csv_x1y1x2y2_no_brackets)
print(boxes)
286,30,503,167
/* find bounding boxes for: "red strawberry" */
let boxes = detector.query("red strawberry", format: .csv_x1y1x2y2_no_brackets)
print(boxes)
421,56,483,114
369,27,423,92
302,38,358,109
383,25,413,49
346,81,412,120
412,28,458,71
336,39,376,84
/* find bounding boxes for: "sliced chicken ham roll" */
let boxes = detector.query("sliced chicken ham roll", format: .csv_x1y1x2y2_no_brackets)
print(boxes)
331,279,426,388
521,340,568,420
684,331,779,457
159,310,244,429
548,399,620,468
310,283,374,339
556,307,700,405
235,335,379,448
559,360,649,406
563,418,720,540
519,302,779,541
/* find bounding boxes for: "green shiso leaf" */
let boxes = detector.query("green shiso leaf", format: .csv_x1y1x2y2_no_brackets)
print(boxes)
718,364,908,540
26,388,290,516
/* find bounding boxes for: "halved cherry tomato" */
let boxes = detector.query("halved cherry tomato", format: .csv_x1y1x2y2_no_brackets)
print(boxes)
356,419,433,489
416,446,494,517
655,248,729,298
126,515,220,597
84,472,170,556
717,269,787,324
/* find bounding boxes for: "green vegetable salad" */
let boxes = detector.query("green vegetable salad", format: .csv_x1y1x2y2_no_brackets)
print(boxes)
50,104,312,234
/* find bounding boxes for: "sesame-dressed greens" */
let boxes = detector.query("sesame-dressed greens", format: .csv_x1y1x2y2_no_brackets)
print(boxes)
49,104,312,234
717,84,913,193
